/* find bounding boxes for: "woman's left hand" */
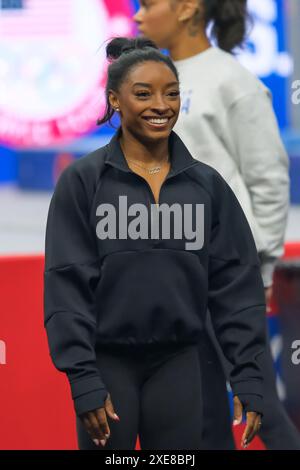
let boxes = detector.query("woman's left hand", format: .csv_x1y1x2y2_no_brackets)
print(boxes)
233,396,262,449
265,286,273,313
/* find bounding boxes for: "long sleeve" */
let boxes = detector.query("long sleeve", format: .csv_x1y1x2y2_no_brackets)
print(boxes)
227,90,290,287
43,163,108,416
207,172,267,414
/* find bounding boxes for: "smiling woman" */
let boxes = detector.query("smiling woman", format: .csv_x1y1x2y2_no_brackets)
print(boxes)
96,36,181,190
44,35,267,452
97,36,180,136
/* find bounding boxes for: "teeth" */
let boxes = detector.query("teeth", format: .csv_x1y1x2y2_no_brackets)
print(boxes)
147,118,168,124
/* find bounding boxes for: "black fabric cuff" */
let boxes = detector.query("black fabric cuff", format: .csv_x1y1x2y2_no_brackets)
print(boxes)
69,375,108,416
74,388,109,416
70,375,106,399
231,379,263,398
235,393,264,416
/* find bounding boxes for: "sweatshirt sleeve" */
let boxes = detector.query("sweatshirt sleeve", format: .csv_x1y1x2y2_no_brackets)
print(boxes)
43,163,108,416
227,90,290,287
207,172,267,415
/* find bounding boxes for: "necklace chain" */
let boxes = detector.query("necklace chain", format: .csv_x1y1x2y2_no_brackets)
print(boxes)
126,156,170,175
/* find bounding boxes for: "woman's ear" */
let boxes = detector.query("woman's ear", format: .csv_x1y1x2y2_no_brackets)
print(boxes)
177,0,200,23
108,91,120,112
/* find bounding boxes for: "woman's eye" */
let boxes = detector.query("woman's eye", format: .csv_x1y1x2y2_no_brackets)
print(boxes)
142,0,153,7
136,92,150,98
135,90,179,98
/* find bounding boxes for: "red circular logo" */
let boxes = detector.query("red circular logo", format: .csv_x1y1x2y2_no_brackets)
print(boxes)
0,0,134,148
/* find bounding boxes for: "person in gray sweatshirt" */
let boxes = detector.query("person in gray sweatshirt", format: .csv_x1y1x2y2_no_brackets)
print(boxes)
133,0,300,449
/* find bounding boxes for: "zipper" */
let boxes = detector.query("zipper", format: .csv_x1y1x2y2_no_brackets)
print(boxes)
127,161,199,207
126,169,162,207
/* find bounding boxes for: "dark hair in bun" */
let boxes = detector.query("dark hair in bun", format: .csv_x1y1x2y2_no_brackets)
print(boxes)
203,0,250,52
106,36,158,60
97,37,179,127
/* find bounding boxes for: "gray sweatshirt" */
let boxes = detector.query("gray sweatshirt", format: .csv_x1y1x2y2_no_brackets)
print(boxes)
173,47,290,287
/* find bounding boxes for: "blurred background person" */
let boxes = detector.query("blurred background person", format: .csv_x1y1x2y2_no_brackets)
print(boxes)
133,0,300,450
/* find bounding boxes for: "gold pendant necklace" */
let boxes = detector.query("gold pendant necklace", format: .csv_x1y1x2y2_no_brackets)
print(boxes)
126,156,169,175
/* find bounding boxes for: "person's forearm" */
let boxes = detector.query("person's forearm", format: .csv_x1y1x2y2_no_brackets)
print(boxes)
260,256,277,288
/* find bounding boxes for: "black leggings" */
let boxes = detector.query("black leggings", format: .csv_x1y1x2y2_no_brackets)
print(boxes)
76,343,203,450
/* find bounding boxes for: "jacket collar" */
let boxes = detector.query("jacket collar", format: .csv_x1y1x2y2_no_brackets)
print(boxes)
104,126,198,178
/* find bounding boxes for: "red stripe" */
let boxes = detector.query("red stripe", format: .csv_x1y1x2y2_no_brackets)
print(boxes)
283,242,300,259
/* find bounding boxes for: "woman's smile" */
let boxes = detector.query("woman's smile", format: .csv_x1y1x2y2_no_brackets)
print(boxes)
142,116,172,129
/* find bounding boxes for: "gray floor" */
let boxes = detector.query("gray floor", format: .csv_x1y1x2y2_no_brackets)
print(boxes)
0,183,299,255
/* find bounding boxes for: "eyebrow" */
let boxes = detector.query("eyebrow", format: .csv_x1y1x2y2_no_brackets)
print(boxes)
132,82,179,88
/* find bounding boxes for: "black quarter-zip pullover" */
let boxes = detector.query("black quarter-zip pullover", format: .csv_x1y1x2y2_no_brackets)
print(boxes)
44,127,267,417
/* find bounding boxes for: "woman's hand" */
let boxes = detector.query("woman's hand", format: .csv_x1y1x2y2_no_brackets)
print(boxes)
265,286,273,313
233,396,262,449
79,392,120,447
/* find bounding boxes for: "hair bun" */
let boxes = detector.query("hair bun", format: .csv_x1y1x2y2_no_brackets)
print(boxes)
106,37,159,61
121,44,136,54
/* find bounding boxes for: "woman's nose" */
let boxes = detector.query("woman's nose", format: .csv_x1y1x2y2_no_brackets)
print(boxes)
133,8,142,24
151,96,169,112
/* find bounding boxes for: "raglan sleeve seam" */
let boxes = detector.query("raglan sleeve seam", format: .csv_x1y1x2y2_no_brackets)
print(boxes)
44,309,97,327
45,257,101,273
209,254,260,266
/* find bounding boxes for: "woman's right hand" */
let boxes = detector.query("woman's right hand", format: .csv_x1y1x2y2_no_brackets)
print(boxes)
79,392,120,447
233,396,262,449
